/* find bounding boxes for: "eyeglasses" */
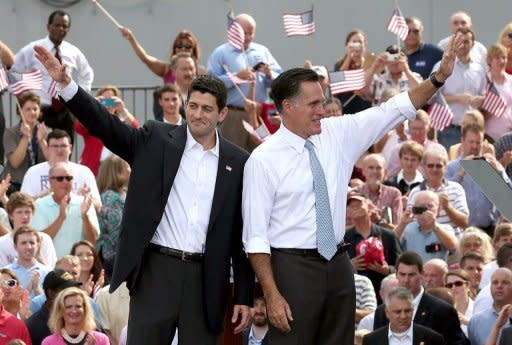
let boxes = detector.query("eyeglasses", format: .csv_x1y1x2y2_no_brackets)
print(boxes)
445,281,465,288
3,279,17,287
175,44,193,50
426,163,444,169
50,176,73,182
412,206,428,215
408,29,420,34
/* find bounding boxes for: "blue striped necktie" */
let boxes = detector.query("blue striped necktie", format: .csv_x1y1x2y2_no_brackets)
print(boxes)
304,140,338,260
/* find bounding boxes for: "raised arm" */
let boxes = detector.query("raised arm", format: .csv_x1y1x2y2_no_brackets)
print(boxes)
119,26,169,78
0,40,15,68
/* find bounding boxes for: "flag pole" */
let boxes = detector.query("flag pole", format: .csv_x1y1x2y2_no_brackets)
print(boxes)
394,0,401,53
0,46,25,122
222,64,247,100
92,0,122,28
308,3,314,63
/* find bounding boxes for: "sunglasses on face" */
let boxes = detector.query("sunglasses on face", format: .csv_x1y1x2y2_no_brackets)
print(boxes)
508,32,512,39
3,279,17,287
445,281,465,288
50,176,73,182
176,44,193,49
426,163,444,169
408,29,420,34
412,206,428,215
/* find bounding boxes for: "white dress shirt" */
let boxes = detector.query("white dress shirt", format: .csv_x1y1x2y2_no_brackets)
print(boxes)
412,287,424,318
242,92,416,253
12,36,93,105
388,324,414,345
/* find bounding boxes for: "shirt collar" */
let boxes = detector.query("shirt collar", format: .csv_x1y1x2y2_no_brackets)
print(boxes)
397,170,423,184
388,323,413,342
163,117,183,125
413,287,424,309
185,126,220,157
279,124,308,153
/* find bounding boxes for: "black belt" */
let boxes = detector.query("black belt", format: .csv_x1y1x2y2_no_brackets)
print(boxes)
271,242,351,259
227,105,245,111
148,243,203,262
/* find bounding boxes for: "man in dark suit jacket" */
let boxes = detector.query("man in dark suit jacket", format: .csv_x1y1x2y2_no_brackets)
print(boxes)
242,295,269,345
34,46,253,345
364,286,444,345
373,252,468,345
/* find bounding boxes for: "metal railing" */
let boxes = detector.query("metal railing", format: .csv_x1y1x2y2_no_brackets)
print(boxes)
0,85,159,161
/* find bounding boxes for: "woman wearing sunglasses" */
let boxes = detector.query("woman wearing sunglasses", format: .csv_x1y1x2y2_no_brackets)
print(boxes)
1,268,31,320
445,269,474,337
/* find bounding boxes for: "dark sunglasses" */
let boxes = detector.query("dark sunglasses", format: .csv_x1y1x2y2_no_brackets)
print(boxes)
412,206,428,215
3,279,17,287
176,44,193,49
408,29,420,34
445,281,465,288
426,163,444,169
50,176,74,182
508,32,512,39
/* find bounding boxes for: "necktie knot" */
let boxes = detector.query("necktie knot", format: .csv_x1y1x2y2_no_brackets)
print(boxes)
304,140,314,152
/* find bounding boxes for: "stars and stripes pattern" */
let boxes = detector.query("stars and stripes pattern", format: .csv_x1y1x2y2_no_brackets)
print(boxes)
7,70,43,95
283,10,315,37
481,81,507,118
48,80,59,99
387,7,409,41
428,92,454,131
227,12,244,51
328,69,365,95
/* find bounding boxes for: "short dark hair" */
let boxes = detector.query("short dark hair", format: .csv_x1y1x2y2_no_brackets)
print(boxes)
497,243,512,268
16,92,40,116
456,27,476,43
47,129,71,143
13,226,39,246
270,68,319,113
187,75,227,110
6,192,35,215
396,251,423,273
48,10,70,26
158,84,180,99
460,252,485,268
462,123,483,139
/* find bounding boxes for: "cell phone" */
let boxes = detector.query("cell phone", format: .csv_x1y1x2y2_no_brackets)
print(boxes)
101,98,116,107
349,42,362,50
425,243,442,253
253,62,265,71
412,206,427,215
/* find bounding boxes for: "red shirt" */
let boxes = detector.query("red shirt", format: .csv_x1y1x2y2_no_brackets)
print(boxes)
0,306,32,345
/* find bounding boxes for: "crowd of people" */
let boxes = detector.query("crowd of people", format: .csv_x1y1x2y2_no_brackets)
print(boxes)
0,6,512,345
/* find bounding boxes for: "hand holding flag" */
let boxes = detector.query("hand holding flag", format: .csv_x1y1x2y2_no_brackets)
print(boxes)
387,7,408,41
481,81,507,118
428,92,454,131
328,69,365,95
7,70,42,96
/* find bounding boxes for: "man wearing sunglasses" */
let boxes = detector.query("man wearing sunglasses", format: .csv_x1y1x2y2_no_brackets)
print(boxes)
31,161,99,257
0,279,32,344
399,190,457,263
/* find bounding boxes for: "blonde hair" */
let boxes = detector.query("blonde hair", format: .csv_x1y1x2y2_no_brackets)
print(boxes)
48,287,96,333
96,155,130,194
498,23,512,45
463,110,485,128
96,85,120,98
459,227,494,263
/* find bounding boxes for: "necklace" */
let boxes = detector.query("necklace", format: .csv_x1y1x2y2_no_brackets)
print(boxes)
61,329,87,344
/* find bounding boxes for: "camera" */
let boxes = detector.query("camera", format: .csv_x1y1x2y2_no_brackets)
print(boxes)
101,98,116,107
425,243,442,253
349,42,362,50
387,53,399,61
412,206,428,215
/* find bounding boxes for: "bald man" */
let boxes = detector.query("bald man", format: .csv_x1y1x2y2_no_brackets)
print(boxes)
423,258,449,289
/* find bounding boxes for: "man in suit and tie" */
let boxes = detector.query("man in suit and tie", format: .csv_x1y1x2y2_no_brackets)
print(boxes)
34,45,253,345
373,251,468,345
363,287,444,345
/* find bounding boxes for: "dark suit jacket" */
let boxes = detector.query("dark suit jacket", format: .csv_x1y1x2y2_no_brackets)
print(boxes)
362,324,445,345
499,326,512,345
373,292,468,345
384,175,421,195
64,87,254,334
242,327,269,345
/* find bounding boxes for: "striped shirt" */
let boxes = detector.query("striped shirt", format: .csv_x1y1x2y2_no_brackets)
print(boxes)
355,273,377,315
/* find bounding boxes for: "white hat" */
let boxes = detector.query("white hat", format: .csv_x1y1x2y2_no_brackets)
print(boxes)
312,65,328,79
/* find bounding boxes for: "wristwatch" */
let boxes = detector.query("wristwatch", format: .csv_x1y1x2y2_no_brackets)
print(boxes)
429,72,445,89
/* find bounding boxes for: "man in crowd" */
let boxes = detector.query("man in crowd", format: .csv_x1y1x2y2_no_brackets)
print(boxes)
373,252,467,345
362,287,444,345
460,252,485,297
11,10,93,140
243,292,269,345
355,274,377,327
243,35,464,344
481,225,512,288
157,84,184,125
35,45,253,344
208,13,282,151
423,258,449,290
171,53,197,103
495,131,512,179
31,161,99,257
384,141,424,196
433,27,486,149
357,274,399,331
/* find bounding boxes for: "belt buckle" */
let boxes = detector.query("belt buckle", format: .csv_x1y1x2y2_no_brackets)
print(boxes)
181,251,186,261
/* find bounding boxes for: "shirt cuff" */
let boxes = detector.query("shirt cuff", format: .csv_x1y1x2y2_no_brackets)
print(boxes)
59,80,79,102
244,236,271,255
395,92,417,120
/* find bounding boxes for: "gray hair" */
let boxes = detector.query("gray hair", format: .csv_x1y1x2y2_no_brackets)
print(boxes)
385,287,413,306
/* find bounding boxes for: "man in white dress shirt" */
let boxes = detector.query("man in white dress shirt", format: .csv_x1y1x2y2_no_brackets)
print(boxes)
11,10,94,140
242,34,464,344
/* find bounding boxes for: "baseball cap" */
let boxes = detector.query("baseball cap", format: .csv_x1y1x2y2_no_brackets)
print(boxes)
43,269,82,291
312,65,328,79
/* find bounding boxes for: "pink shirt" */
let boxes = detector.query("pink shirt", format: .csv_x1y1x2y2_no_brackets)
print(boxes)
42,331,109,345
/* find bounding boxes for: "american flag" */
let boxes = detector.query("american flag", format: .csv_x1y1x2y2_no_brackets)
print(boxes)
7,70,43,95
227,12,244,51
481,81,507,118
48,80,59,99
282,10,315,37
223,64,250,84
0,67,8,91
428,92,454,131
328,69,365,95
387,7,409,41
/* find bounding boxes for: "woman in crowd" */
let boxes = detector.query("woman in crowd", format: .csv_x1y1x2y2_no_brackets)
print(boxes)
498,22,512,75
1,268,30,320
43,287,109,345
333,29,374,114
119,26,205,81
2,92,47,193
459,227,495,264
96,155,131,277
445,269,474,336
74,85,138,175
70,241,104,298
483,44,512,141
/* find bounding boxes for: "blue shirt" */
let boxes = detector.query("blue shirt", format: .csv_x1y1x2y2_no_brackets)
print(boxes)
4,261,50,299
401,220,454,262
207,42,282,107
446,159,497,228
406,43,443,79
468,307,510,345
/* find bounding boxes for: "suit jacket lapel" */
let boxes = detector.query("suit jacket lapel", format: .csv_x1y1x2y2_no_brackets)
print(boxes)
161,125,187,211
414,295,429,325
207,136,233,232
